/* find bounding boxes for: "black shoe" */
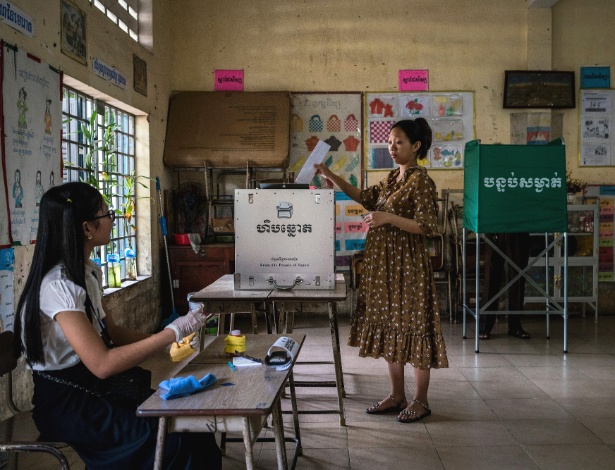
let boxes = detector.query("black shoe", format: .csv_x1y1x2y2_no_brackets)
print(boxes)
508,329,530,339
478,331,491,340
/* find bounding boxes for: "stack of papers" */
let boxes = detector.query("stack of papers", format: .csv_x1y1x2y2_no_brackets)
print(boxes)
232,356,262,367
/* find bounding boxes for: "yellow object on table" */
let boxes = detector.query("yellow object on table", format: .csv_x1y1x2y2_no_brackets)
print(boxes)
224,331,246,354
170,332,196,362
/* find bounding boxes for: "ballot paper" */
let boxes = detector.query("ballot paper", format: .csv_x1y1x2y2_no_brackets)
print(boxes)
294,140,331,184
264,336,300,371
232,356,262,367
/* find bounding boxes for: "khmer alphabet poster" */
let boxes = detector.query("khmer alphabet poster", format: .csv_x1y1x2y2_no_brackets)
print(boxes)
2,42,62,244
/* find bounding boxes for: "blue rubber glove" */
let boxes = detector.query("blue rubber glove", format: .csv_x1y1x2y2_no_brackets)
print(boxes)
159,373,216,400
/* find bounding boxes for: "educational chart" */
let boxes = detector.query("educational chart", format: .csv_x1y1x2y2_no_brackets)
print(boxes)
365,92,475,170
335,192,368,269
0,248,15,332
2,42,62,244
586,185,615,281
579,89,615,166
289,93,363,189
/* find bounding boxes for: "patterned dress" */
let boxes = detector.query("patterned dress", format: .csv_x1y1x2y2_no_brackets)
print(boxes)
349,166,449,369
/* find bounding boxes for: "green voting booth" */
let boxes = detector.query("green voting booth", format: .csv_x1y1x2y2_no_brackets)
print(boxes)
461,139,569,352
463,139,568,233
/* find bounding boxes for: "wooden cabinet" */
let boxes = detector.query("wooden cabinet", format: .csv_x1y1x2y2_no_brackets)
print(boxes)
168,244,235,314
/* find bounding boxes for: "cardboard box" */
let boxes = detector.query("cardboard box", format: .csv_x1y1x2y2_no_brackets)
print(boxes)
163,91,290,168
212,218,234,233
234,189,335,290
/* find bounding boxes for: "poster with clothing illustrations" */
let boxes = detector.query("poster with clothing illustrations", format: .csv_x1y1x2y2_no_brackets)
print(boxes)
289,92,363,190
1,42,62,245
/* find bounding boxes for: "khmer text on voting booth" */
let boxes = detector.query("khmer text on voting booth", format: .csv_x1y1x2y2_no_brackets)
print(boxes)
462,139,569,351
234,188,336,290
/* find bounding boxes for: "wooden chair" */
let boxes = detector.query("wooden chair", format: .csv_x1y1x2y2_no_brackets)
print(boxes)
0,331,71,469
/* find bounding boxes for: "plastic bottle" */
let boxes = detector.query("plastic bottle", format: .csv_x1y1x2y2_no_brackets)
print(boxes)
107,253,121,288
125,248,137,280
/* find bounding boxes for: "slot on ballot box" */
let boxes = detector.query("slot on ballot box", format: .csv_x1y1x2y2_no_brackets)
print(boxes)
234,189,335,290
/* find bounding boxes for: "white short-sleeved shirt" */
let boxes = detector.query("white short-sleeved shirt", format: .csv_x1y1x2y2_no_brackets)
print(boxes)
27,260,106,371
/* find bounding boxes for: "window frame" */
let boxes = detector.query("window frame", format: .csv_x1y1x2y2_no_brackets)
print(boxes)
62,86,138,287
91,0,139,42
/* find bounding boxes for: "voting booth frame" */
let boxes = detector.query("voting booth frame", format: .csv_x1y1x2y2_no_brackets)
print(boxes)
461,139,570,353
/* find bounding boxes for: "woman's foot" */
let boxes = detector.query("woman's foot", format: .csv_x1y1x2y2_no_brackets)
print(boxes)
398,399,431,423
366,394,407,414
508,329,530,339
479,330,490,340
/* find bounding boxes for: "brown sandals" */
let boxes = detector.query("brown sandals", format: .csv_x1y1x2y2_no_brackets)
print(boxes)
397,399,431,423
365,394,407,414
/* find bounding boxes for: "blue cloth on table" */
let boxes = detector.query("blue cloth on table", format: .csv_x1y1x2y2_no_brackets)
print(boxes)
159,373,216,400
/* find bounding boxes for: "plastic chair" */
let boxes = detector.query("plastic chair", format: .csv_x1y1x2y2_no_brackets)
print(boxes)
0,331,71,469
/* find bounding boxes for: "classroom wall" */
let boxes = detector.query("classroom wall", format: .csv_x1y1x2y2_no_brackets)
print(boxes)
169,0,615,191
169,0,615,315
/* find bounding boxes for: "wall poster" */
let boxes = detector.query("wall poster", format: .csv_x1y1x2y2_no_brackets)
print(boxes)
289,92,363,189
335,192,368,270
0,247,14,332
579,89,615,166
1,42,63,245
586,185,615,281
365,91,475,170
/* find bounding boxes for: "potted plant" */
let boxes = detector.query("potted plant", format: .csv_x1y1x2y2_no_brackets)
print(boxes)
565,171,587,204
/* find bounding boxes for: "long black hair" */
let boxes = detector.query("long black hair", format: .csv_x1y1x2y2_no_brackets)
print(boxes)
14,182,103,363
391,118,432,160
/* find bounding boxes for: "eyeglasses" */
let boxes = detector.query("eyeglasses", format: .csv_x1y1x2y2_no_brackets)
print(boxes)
90,210,116,223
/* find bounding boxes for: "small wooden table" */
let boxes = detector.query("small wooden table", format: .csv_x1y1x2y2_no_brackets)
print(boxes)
190,274,348,425
137,333,305,470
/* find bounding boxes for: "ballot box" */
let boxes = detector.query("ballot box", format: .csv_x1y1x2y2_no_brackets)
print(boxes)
234,189,335,290
463,139,568,233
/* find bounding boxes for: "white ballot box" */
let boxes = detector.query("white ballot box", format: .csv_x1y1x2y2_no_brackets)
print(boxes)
234,188,335,290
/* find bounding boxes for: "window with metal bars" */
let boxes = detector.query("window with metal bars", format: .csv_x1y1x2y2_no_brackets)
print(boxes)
62,86,138,287
91,0,139,41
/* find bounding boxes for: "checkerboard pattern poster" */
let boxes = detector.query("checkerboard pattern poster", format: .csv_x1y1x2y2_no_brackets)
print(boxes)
365,92,475,170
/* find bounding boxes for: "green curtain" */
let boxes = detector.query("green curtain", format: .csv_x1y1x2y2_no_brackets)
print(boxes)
463,139,567,233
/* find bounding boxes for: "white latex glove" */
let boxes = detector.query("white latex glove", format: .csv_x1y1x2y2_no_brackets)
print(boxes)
165,308,208,342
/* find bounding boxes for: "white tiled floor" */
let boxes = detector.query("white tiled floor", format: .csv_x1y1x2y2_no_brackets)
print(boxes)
10,313,615,469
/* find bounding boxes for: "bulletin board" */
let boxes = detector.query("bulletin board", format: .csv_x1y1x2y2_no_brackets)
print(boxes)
365,91,475,170
1,42,62,245
579,89,615,166
289,92,363,189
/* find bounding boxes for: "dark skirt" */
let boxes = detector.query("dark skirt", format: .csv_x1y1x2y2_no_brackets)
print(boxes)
32,362,221,470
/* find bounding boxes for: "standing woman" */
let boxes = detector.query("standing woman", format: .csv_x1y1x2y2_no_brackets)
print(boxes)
13,182,221,469
315,118,448,423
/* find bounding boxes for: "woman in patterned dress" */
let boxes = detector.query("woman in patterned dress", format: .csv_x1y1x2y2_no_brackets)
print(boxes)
315,118,448,423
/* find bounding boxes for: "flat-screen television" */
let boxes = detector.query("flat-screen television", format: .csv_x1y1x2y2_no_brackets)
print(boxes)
503,70,575,109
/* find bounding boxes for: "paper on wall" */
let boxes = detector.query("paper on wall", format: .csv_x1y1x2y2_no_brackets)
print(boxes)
294,140,331,184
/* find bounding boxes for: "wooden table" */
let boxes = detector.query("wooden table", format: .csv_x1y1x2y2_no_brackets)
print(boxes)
137,334,305,470
268,273,348,425
190,274,272,337
190,274,348,425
